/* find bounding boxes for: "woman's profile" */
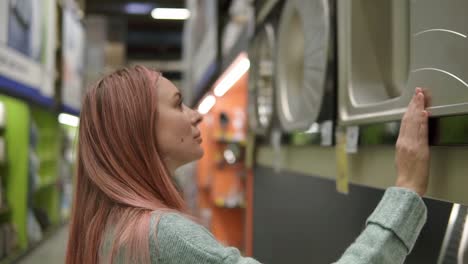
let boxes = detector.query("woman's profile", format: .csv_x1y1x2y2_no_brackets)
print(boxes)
65,66,431,264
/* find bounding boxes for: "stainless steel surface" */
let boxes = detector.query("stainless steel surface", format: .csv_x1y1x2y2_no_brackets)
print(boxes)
339,0,468,125
276,0,330,132
256,0,280,26
409,0,468,117
438,204,462,264
248,23,275,135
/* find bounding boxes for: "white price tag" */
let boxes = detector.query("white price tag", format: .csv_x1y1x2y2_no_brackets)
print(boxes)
346,126,359,153
335,131,349,194
320,120,333,146
271,129,283,173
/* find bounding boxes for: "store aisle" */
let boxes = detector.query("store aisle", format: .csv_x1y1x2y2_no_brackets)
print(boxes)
17,225,69,264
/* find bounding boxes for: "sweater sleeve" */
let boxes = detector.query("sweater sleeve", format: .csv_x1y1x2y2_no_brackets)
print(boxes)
150,187,426,264
149,212,261,264
334,187,427,264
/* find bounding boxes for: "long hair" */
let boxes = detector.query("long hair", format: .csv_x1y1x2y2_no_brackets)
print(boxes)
65,66,187,264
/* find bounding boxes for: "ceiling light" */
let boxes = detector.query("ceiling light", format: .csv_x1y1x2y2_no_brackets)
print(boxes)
58,113,79,127
198,95,216,114
151,8,190,20
124,3,154,14
213,53,250,97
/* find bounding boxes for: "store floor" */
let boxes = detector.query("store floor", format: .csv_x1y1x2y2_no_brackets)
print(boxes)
17,225,69,264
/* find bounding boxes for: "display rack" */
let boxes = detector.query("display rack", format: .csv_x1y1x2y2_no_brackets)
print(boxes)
196,71,249,251
0,77,55,110
0,95,30,259
31,107,62,228
0,0,81,261
0,93,76,264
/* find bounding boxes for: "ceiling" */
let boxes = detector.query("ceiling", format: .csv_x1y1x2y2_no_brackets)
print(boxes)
85,0,233,85
85,0,186,80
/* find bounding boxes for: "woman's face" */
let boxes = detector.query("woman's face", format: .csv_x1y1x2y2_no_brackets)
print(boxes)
155,76,204,171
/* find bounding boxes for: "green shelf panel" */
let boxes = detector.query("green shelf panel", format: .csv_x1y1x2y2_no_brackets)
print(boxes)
0,206,12,224
33,186,60,227
37,177,58,191
61,123,78,180
0,96,77,252
0,95,30,250
31,107,61,226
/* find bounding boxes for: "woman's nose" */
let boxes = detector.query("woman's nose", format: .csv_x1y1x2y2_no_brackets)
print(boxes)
191,109,203,126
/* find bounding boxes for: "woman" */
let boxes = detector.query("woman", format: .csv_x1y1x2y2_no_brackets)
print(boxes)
65,66,431,264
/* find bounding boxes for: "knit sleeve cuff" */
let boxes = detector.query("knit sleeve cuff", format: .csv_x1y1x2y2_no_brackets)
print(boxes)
366,187,427,253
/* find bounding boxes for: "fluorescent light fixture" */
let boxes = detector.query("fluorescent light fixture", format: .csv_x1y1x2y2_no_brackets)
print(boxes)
59,113,79,127
151,8,190,20
124,3,154,14
213,53,250,97
198,95,216,114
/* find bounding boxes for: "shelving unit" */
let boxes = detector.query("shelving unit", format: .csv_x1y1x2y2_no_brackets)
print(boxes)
196,72,249,251
214,132,247,146
0,95,30,254
0,92,76,264
31,107,62,228
0,0,81,260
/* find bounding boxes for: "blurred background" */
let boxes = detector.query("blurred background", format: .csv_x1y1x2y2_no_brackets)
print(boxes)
0,0,468,263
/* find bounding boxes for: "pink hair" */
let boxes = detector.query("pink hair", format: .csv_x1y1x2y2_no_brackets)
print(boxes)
65,66,187,264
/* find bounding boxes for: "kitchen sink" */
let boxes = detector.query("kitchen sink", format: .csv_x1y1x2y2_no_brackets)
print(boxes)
338,0,468,125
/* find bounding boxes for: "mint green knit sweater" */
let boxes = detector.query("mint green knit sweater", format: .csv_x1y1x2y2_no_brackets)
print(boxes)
148,187,427,264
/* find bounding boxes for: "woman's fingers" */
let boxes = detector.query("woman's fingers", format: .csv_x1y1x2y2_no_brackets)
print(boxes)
405,90,425,138
415,89,430,144
418,110,429,144
421,87,432,108
400,90,418,138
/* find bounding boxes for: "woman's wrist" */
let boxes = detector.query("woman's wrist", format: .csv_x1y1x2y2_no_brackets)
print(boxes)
395,177,425,196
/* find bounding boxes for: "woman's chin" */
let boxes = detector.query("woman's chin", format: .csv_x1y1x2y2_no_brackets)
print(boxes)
196,147,205,159
181,147,204,166
188,147,205,164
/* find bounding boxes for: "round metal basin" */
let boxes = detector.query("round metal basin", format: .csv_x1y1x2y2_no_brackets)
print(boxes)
276,0,330,132
248,24,276,135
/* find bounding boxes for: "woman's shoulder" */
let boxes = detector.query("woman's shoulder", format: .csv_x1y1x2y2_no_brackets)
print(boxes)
149,211,233,264
150,211,214,240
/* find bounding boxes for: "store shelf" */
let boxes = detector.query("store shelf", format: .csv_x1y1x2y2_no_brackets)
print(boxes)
214,132,247,146
36,178,58,191
0,207,12,223
0,76,55,110
39,158,58,165
0,2,78,258
31,107,62,227
215,137,247,146
61,104,80,116
195,64,249,250
214,197,246,209
0,95,30,249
